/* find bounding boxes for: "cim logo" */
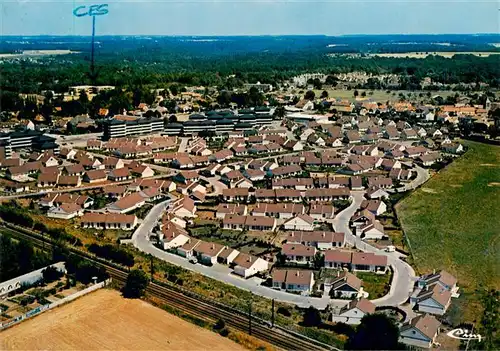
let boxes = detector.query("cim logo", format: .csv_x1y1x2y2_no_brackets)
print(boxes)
447,328,482,342
73,4,109,17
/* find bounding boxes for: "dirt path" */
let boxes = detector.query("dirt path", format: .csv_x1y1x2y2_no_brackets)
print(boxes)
2,289,244,351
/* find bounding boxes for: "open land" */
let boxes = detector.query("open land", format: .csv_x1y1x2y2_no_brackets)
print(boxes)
397,141,500,319
367,52,500,58
310,89,496,103
2,289,245,351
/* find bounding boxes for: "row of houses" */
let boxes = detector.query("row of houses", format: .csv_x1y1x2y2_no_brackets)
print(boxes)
222,187,350,203
156,212,269,278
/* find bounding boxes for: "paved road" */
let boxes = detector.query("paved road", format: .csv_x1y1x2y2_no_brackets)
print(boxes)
131,199,347,309
390,165,430,193
331,191,416,306
48,133,102,148
132,190,416,308
178,137,190,153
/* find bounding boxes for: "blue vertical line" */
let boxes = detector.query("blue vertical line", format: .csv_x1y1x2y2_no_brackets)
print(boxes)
91,15,96,83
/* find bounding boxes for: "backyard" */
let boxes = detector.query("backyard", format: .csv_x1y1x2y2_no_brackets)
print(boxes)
396,141,500,320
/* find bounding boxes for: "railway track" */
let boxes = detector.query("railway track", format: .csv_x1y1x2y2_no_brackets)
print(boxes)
2,224,336,351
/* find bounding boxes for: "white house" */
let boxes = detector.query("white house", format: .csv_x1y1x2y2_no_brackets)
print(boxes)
332,298,376,325
361,200,387,216
194,241,226,265
410,284,452,315
232,253,268,278
328,272,363,299
81,213,138,230
400,314,441,349
177,239,201,259
300,128,315,141
281,243,317,264
283,140,304,152
217,247,240,265
272,269,315,293
366,187,390,200
359,220,386,240
47,203,83,220
283,214,316,231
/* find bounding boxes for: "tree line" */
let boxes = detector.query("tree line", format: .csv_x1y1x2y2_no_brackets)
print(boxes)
1,51,498,95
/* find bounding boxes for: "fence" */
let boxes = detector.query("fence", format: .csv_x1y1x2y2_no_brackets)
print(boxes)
0,279,111,330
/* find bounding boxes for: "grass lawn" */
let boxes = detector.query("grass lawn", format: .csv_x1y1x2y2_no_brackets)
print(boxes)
355,271,392,299
396,141,500,320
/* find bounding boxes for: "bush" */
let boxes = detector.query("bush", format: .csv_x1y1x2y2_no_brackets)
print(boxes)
123,269,149,299
73,261,108,284
302,306,322,327
277,306,291,317
42,266,64,283
214,318,226,330
219,328,230,337
88,243,135,267
20,295,35,306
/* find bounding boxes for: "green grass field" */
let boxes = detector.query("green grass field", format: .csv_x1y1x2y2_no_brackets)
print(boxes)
311,89,481,103
355,271,392,299
397,141,500,319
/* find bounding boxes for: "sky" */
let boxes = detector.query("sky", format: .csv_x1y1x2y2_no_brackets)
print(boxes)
0,0,499,36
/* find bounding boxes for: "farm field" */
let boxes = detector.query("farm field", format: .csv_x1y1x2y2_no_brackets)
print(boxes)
396,141,500,319
2,289,245,351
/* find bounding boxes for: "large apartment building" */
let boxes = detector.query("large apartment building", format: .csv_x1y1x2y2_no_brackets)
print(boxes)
166,110,273,136
0,130,60,158
103,117,164,140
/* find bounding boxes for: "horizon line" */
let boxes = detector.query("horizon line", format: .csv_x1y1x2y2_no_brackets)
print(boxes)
2,33,500,38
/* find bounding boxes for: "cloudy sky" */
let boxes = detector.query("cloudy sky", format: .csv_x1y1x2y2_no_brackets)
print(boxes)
1,0,499,36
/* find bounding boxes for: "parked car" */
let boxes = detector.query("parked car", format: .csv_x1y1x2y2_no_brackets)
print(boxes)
189,257,198,264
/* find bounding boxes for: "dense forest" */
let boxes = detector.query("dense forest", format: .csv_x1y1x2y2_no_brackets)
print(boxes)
1,35,499,94
1,52,499,94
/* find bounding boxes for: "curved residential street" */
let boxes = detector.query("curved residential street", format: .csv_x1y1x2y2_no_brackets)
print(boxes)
132,188,417,309
331,191,416,306
389,165,430,193
131,199,343,309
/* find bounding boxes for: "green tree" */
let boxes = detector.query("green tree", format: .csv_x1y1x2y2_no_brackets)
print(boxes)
353,90,359,98
305,90,315,101
123,269,149,298
79,90,89,107
478,289,500,350
321,90,329,99
302,306,322,327
313,252,325,270
312,78,322,89
169,84,179,96
345,313,404,350
217,90,232,107
273,106,286,119
42,266,63,283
